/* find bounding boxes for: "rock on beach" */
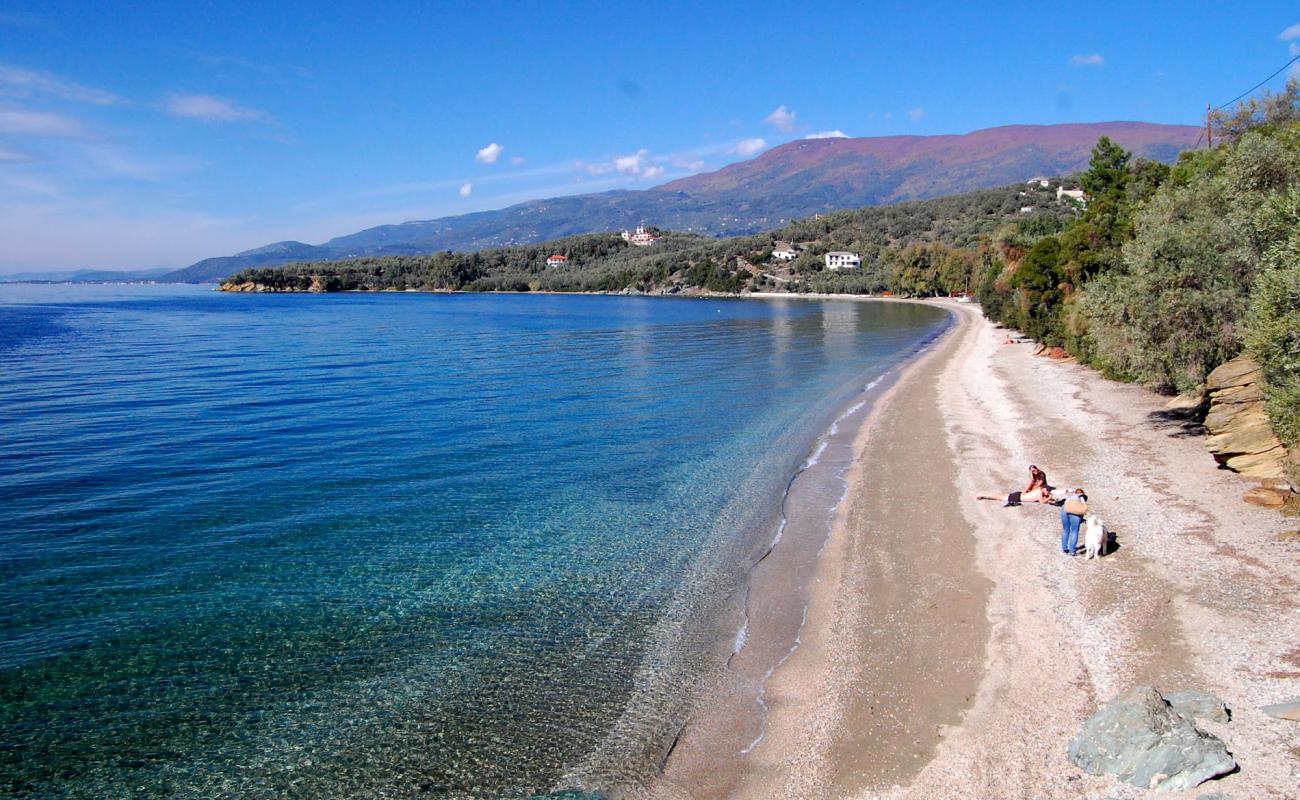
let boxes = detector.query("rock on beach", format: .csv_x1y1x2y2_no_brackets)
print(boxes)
1067,686,1236,792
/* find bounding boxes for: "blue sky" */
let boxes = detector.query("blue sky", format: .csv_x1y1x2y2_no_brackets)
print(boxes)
2,1,1298,273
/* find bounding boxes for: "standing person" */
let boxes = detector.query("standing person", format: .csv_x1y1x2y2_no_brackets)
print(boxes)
1059,488,1087,556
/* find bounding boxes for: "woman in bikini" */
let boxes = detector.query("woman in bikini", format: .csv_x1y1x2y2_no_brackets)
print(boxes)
976,464,1051,505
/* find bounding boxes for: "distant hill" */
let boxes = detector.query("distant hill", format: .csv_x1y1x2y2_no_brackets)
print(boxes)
1,267,173,283
164,121,1200,283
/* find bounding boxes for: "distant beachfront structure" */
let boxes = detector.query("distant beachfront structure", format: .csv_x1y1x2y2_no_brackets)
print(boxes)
825,251,861,270
772,241,797,261
546,254,567,267
621,225,660,246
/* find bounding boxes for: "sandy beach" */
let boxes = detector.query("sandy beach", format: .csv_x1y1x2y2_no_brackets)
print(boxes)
662,300,1299,799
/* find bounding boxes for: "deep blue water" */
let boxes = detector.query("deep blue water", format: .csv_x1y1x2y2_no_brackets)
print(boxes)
0,285,948,798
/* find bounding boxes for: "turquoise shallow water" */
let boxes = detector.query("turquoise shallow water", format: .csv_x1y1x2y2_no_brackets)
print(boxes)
0,285,948,798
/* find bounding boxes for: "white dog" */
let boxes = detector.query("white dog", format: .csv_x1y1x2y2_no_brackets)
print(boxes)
1083,513,1107,560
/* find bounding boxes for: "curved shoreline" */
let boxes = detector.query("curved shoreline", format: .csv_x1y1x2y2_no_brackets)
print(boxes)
655,300,974,797
662,299,1299,799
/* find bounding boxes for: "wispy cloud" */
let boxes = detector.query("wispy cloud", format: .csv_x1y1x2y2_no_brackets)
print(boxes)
764,105,797,132
1069,53,1105,67
733,137,767,156
0,65,123,105
1279,23,1300,40
510,155,526,165
164,93,270,123
642,165,665,180
188,51,312,81
475,142,503,164
459,182,473,197
907,107,925,121
805,129,848,139
0,143,35,161
0,108,88,138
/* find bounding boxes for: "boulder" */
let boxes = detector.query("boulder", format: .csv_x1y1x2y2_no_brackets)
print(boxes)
1164,388,1208,416
1260,699,1300,721
1068,686,1236,792
1164,690,1231,724
1203,356,1288,480
1243,486,1291,508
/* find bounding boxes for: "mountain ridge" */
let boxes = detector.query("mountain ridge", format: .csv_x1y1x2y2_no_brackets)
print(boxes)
163,121,1200,283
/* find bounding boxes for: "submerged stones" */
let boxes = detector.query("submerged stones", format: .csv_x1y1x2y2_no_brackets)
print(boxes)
1068,686,1235,792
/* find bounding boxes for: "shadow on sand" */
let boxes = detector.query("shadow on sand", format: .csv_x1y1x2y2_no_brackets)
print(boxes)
1146,408,1206,439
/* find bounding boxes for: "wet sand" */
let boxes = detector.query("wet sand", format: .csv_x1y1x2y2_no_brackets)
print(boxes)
661,300,1299,799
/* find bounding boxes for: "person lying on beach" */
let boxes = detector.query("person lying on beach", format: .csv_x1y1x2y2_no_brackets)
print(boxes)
975,465,1051,506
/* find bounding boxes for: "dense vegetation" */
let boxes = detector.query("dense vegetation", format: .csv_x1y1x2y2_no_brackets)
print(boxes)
225,183,1079,297
976,80,1300,464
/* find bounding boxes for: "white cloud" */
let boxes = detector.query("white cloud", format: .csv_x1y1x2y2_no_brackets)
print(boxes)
907,107,925,122
642,165,665,180
614,148,648,174
805,129,848,139
1279,23,1300,40
475,142,503,164
510,155,526,165
687,159,706,171
583,161,614,176
733,137,767,156
0,65,122,105
459,182,473,197
0,107,87,137
883,111,893,121
164,93,269,123
1069,53,1105,67
764,105,797,132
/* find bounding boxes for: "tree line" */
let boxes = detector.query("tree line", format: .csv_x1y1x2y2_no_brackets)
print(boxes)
975,79,1299,463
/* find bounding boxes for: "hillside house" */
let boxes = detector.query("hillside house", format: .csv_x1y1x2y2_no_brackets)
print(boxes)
1057,186,1087,205
825,251,861,270
1026,178,1051,187
546,254,568,267
621,225,661,246
772,241,797,261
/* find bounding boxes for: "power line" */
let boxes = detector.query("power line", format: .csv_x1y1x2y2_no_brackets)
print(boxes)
1214,53,1300,112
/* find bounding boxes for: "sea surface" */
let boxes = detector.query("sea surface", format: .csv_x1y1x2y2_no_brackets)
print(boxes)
0,284,949,798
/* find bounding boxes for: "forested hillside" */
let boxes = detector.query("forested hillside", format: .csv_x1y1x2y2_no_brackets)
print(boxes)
975,80,1300,474
222,181,1081,295
171,122,1197,282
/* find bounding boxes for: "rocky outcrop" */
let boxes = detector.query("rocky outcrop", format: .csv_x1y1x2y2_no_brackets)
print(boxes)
1203,356,1288,480
1068,686,1236,792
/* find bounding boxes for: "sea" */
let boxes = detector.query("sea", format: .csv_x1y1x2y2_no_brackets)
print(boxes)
0,284,950,799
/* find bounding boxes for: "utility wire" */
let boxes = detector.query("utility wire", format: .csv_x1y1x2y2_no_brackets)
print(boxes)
1213,53,1300,111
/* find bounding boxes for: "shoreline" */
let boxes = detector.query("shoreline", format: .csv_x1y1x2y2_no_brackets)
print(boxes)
660,300,1299,798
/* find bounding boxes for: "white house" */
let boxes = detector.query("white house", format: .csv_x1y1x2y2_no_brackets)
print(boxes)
772,241,797,261
621,225,660,246
1027,178,1051,188
1057,186,1087,204
825,251,861,270
546,254,568,267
